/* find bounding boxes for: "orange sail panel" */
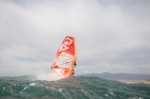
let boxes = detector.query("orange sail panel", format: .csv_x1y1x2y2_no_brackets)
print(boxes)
51,36,77,78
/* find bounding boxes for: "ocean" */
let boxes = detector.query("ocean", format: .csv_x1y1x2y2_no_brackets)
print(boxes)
0,75,150,99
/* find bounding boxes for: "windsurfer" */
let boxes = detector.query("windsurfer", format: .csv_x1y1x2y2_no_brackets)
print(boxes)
72,69,75,75
74,62,76,67
72,61,76,75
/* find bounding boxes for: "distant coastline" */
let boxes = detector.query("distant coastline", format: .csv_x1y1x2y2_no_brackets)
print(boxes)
117,80,150,85
81,73,150,85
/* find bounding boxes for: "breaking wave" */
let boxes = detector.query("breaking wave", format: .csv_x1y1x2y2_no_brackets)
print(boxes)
0,76,150,99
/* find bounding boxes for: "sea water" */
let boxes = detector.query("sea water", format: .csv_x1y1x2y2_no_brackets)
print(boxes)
0,76,150,99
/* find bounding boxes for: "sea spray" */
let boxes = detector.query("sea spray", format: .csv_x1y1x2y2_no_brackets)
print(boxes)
36,71,63,81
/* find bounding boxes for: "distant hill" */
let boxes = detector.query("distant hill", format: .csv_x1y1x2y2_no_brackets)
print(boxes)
81,73,150,80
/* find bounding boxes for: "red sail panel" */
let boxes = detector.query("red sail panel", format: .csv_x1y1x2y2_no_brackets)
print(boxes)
51,36,77,78
56,36,75,56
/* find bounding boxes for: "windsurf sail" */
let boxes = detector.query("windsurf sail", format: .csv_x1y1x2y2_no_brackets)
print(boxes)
51,36,77,78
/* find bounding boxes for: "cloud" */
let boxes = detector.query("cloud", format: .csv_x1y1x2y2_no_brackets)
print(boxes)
0,0,150,76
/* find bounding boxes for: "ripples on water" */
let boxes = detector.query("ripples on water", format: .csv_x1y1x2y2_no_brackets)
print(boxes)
0,76,150,99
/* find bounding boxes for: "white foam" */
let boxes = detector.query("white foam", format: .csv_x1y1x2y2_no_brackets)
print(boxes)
29,83,36,86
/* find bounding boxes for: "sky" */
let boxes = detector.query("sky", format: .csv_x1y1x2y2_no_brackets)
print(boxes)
0,0,150,77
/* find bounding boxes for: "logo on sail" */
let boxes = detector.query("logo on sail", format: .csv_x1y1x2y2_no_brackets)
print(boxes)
59,37,72,52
